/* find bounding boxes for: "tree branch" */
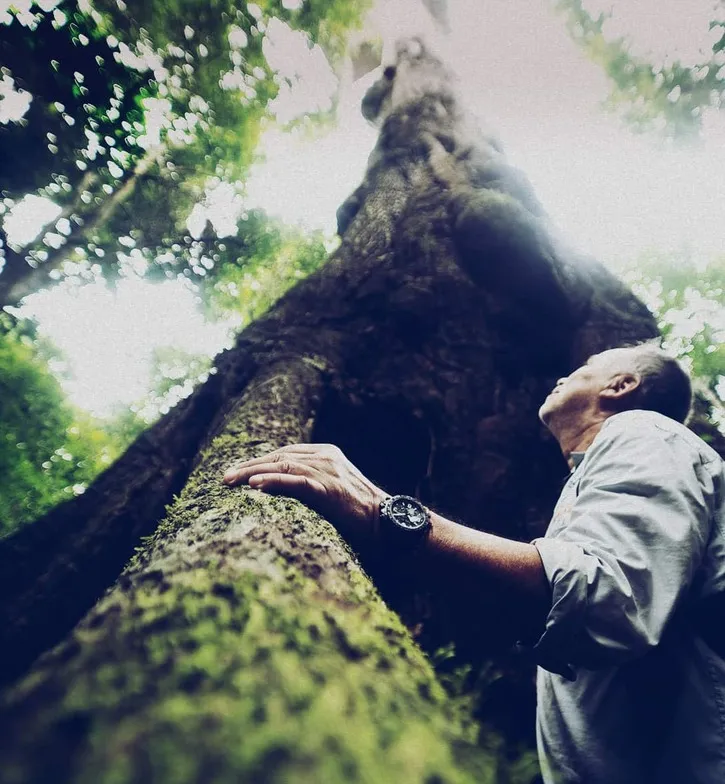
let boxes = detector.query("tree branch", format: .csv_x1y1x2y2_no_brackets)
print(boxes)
0,148,164,307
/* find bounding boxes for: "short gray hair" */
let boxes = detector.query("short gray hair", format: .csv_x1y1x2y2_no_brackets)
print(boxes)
626,344,692,423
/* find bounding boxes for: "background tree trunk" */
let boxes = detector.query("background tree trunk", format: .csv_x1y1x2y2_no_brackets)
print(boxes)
1,37,715,781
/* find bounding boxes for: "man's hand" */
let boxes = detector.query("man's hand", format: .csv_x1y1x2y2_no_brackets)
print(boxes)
222,444,386,544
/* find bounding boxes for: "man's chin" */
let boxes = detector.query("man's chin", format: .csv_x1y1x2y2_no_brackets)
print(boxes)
538,400,555,426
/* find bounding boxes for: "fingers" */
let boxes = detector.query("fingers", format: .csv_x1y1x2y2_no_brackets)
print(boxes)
223,458,317,486
223,444,339,486
229,446,315,469
224,460,329,510
223,451,299,485
247,473,327,503
221,443,374,534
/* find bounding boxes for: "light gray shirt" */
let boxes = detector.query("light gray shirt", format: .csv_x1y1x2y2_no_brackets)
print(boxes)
532,410,725,784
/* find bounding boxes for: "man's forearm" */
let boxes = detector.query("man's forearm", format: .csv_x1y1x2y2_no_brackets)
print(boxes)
420,512,551,641
221,444,552,641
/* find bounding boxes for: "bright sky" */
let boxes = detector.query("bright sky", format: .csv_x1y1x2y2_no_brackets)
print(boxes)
27,278,232,414
247,0,725,266
6,0,725,417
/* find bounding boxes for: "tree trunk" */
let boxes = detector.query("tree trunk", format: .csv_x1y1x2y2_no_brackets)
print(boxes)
1,358,504,782
0,38,694,781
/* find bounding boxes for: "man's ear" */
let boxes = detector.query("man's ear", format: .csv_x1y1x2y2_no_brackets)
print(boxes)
599,373,641,404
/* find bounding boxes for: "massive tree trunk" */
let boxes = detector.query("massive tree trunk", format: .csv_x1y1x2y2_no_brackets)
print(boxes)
0,358,501,782
0,38,699,781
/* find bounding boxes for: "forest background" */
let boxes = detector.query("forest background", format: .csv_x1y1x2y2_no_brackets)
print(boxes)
1,0,724,536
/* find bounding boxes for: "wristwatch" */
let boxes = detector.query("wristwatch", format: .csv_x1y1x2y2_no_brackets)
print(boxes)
378,494,431,550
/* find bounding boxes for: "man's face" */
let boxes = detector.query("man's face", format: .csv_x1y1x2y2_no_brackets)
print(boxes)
539,349,632,427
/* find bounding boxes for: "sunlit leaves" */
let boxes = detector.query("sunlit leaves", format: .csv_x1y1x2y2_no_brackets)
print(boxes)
132,345,215,424
204,209,328,322
622,249,725,428
0,7,146,201
0,0,365,305
557,0,725,137
0,317,120,535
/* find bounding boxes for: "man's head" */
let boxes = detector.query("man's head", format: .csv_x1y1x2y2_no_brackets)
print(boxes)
539,344,692,436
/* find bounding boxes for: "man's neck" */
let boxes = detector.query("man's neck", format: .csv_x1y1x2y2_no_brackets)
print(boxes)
556,416,609,470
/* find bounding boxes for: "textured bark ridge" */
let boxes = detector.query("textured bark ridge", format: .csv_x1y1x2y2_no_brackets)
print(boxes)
0,38,688,782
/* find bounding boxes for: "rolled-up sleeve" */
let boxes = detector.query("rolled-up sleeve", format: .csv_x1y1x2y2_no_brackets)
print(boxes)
532,416,711,673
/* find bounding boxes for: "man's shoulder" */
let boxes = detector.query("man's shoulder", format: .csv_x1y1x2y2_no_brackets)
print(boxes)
603,410,687,439
600,410,720,465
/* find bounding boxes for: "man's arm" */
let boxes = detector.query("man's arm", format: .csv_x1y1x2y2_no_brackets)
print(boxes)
222,443,551,642
424,513,551,639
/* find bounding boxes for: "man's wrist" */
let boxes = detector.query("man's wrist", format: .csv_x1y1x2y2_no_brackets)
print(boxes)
368,488,386,541
376,494,431,553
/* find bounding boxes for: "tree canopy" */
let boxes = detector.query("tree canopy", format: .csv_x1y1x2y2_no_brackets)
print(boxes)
0,0,365,304
557,0,725,138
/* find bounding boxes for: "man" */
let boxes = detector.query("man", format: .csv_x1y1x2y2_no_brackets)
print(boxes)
223,344,725,783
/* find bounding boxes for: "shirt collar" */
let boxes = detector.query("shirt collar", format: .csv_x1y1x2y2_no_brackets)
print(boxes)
570,451,586,470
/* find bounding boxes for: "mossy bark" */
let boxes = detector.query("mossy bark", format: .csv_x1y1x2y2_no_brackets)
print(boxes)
0,359,502,783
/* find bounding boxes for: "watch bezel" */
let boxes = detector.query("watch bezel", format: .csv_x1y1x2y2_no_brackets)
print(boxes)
379,494,431,541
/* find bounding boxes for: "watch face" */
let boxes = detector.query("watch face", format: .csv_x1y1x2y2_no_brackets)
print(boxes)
389,497,428,530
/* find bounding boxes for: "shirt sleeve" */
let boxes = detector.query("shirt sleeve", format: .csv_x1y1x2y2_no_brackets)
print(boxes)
532,416,711,673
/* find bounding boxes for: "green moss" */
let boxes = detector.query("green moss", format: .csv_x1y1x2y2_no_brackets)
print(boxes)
3,548,501,783
0,361,504,783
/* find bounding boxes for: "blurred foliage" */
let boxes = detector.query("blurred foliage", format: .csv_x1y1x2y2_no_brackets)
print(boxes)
431,644,539,784
622,250,725,430
0,0,366,303
0,314,121,536
557,0,725,137
202,208,329,320
106,210,331,436
105,344,216,442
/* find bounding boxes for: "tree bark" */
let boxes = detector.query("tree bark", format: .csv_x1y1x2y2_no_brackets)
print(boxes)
0,359,502,783
1,37,705,781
